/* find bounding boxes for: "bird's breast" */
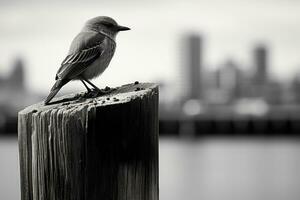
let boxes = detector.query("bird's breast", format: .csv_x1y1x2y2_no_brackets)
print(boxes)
82,38,116,79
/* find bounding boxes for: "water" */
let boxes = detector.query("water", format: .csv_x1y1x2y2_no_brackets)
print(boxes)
0,137,20,200
1,136,300,200
160,138,300,200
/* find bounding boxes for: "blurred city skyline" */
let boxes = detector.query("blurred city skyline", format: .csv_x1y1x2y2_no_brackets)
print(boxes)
0,0,300,95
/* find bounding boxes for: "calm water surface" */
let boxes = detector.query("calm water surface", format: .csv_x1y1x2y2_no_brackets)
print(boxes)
1,136,300,200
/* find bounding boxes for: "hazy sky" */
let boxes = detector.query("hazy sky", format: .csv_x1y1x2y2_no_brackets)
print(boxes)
0,0,300,93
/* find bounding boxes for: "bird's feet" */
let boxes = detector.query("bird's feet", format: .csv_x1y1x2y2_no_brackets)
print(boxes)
97,86,115,95
83,86,115,98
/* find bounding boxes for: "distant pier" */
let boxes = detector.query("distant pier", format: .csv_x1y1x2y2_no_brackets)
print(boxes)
160,105,300,136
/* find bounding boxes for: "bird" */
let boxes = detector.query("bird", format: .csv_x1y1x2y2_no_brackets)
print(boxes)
44,16,130,105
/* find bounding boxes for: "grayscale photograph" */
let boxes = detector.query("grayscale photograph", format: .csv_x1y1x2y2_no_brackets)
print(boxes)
0,0,300,199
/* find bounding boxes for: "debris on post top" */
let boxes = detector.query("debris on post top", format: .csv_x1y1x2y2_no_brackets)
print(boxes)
20,82,156,113
18,82,159,200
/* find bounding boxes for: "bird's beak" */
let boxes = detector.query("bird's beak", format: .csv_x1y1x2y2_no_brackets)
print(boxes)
117,25,130,31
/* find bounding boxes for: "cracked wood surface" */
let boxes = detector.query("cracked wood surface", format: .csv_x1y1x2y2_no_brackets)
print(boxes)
18,82,159,200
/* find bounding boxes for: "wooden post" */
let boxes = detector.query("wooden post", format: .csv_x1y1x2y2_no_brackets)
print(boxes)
18,83,159,200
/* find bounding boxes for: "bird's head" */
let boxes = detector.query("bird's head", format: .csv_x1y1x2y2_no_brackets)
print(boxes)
84,16,130,39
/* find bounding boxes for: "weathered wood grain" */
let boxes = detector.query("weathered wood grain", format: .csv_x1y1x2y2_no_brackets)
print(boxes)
18,82,159,200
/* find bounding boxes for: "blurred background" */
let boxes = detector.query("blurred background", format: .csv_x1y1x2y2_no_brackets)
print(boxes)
1,0,300,199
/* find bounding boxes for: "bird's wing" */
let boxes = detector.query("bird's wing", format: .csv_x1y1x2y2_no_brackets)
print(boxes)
56,31,105,80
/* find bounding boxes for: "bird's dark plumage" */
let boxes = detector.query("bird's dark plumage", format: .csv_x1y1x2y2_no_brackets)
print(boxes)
44,16,129,105
56,32,105,80
45,32,105,105
44,79,69,105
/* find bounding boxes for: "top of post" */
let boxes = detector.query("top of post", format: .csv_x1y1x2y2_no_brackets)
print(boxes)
19,82,158,115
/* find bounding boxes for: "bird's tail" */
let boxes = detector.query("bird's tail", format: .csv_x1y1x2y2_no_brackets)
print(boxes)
44,79,68,105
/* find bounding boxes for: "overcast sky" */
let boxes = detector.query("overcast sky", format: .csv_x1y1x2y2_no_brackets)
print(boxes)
0,0,300,94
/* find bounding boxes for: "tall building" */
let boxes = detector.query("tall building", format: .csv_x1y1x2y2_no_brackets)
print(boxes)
217,60,241,102
184,34,203,100
0,57,25,90
253,45,268,85
8,57,25,89
291,73,300,103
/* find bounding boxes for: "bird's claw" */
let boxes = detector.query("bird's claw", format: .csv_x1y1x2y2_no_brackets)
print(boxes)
83,87,115,98
99,86,116,94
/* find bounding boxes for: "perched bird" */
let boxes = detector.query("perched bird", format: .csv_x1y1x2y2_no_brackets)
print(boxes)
44,16,130,105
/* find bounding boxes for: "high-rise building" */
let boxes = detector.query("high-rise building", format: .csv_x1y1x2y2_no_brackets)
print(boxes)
0,57,25,90
291,73,300,103
254,45,268,85
184,34,202,100
217,60,241,102
9,57,25,89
